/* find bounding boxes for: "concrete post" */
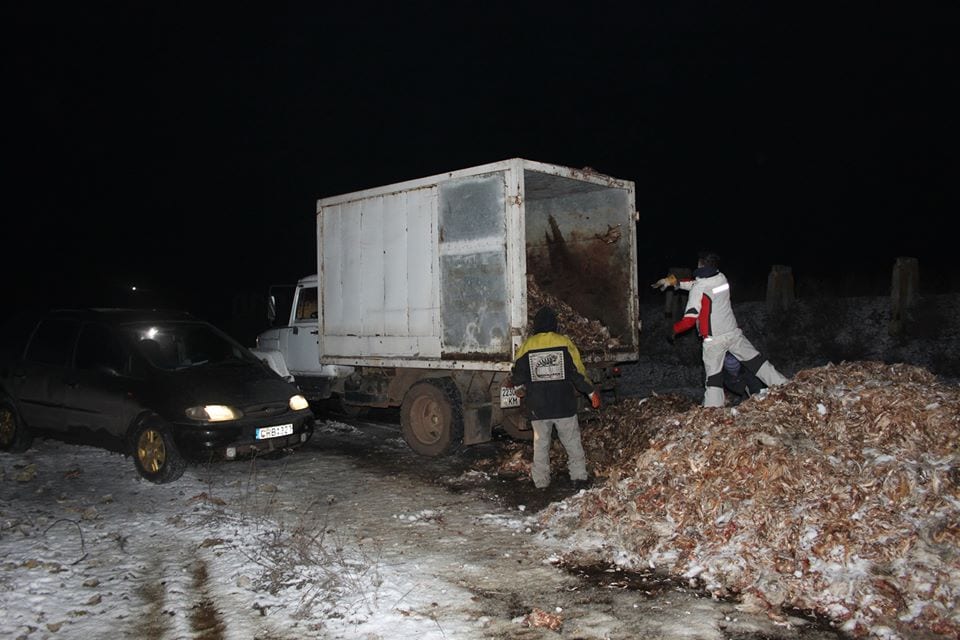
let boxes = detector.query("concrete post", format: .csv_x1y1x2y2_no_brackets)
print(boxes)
766,265,795,314
889,257,919,336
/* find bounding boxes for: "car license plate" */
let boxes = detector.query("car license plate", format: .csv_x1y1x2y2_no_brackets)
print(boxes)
256,423,294,440
500,386,521,408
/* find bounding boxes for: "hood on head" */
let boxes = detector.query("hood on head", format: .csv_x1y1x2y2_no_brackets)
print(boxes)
533,306,558,333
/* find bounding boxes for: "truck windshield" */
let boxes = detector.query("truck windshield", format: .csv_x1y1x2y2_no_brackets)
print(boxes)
125,322,258,371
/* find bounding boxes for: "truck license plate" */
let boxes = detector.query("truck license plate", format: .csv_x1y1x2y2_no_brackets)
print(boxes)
256,423,294,440
500,387,521,408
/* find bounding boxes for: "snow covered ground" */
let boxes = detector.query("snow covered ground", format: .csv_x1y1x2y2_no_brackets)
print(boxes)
1,293,956,639
0,423,843,640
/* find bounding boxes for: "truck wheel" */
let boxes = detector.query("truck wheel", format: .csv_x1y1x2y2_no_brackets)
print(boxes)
500,408,533,441
0,399,32,453
400,379,463,457
130,418,186,484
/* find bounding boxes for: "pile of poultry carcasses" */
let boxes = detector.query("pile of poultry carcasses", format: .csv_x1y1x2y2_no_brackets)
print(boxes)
526,275,621,353
519,362,959,638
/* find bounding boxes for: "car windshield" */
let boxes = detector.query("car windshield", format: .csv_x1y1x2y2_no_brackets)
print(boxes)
124,321,259,371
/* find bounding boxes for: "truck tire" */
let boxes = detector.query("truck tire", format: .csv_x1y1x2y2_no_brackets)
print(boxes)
0,399,33,453
129,417,187,484
400,379,463,457
499,408,533,441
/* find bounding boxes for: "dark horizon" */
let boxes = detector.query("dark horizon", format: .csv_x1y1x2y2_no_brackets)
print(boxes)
8,4,959,336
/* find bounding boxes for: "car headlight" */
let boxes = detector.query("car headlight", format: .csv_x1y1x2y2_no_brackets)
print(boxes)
288,394,309,411
185,405,244,422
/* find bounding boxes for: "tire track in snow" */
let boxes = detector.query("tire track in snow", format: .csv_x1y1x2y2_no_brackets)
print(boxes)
188,555,226,639
136,554,169,640
133,539,226,639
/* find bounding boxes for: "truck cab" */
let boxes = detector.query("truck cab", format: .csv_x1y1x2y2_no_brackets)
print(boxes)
252,275,354,401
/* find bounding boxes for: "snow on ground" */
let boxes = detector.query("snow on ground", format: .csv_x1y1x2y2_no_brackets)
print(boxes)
0,436,509,640
1,422,844,640
1,293,956,639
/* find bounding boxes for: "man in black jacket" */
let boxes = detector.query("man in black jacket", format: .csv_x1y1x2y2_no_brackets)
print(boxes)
511,306,601,490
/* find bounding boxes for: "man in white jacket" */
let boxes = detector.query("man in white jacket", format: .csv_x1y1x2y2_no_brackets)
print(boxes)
653,251,788,407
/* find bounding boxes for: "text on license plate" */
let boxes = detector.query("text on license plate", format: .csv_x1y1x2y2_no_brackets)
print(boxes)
500,387,521,408
256,423,294,440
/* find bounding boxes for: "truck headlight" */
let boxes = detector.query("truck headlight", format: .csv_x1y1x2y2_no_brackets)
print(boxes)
185,405,244,422
289,394,309,411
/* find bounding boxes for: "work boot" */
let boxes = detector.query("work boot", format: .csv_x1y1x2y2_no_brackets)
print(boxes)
571,478,593,492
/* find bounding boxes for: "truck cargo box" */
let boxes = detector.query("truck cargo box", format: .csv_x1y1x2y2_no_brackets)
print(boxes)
316,158,638,370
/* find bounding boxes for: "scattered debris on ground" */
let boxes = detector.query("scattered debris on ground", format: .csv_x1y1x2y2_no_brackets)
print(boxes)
483,362,960,639
521,606,564,631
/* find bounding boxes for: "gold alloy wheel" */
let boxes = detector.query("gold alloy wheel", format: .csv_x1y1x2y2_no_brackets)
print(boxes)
0,408,14,446
137,428,167,473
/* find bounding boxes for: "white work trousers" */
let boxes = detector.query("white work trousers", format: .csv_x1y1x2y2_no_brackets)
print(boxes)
701,328,788,407
531,414,588,488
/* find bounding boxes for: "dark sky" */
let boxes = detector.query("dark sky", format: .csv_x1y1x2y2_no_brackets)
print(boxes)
7,3,959,331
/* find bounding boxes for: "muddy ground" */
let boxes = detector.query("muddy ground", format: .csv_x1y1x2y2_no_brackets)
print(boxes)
305,402,849,640
1,407,854,640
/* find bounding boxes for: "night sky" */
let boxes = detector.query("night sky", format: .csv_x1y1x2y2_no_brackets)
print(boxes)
8,4,959,338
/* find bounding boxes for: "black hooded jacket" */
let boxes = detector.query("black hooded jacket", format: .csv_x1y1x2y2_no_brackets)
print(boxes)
511,307,594,420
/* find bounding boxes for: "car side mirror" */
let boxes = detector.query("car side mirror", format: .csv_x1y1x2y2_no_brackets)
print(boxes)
266,295,277,324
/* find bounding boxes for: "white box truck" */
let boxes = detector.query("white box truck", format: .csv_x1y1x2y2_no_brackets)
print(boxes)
253,158,639,456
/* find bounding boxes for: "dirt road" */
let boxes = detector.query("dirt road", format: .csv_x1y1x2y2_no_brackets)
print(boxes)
299,409,847,640
1,409,848,639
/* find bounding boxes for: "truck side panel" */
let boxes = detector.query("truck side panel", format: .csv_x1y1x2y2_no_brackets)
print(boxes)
319,187,441,359
359,194,385,337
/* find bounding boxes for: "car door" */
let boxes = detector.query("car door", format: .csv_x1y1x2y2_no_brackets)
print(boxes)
14,317,80,432
61,322,134,440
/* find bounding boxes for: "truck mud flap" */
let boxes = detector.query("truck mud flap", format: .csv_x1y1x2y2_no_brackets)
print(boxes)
462,405,493,445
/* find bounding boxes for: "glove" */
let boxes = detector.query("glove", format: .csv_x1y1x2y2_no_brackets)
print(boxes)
651,273,678,291
589,389,602,409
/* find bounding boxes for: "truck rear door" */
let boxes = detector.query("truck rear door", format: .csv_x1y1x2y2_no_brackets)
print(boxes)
437,171,512,359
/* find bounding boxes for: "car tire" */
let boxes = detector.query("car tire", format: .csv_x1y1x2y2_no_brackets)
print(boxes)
400,379,463,457
0,399,32,453
300,420,315,445
130,417,186,484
